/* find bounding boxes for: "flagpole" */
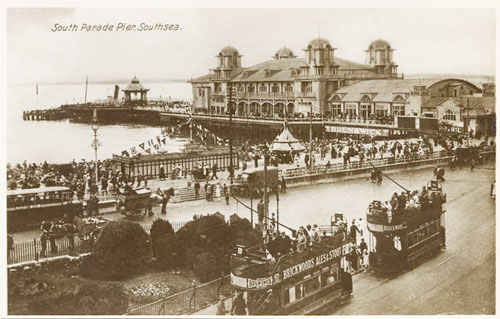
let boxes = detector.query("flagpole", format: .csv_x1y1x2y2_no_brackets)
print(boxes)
84,76,88,104
36,84,39,108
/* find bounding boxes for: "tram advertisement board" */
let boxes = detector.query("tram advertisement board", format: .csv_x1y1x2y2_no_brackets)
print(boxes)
282,242,353,280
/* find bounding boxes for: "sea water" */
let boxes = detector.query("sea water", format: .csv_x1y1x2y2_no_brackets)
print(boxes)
6,82,192,164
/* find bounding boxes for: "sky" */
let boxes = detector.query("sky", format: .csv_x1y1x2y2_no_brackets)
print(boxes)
6,7,496,84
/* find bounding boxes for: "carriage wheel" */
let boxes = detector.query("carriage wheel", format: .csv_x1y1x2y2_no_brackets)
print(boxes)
138,208,146,218
133,203,145,218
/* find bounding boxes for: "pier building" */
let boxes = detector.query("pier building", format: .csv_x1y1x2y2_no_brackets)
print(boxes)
189,38,402,117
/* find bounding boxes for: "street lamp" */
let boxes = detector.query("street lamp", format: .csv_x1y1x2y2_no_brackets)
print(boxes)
91,109,100,187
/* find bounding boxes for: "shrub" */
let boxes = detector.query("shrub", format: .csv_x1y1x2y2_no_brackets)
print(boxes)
80,221,150,280
193,251,218,283
150,219,175,268
27,282,128,315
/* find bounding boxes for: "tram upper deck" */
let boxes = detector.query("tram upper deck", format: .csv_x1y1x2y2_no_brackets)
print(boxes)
231,233,352,290
367,180,446,232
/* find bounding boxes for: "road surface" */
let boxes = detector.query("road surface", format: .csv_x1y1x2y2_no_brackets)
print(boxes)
10,159,495,315
324,163,495,315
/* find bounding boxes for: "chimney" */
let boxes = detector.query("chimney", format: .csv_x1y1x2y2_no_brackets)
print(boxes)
113,85,120,100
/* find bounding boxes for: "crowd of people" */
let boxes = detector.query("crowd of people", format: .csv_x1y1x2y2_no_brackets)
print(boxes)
260,215,370,275
369,182,445,225
7,159,151,199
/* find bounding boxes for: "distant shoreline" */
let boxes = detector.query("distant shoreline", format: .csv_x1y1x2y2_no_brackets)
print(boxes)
11,73,495,87
11,78,190,86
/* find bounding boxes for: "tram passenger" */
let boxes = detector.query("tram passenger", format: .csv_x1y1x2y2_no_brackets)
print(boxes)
267,232,278,258
397,192,407,213
383,201,392,223
312,224,321,244
306,225,314,246
390,193,399,214
350,220,360,244
280,232,293,255
297,228,307,252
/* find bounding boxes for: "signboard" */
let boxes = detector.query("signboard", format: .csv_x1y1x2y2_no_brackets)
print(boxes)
231,273,248,289
282,242,352,280
420,117,439,131
325,125,389,136
231,273,274,290
389,129,409,136
397,116,416,129
367,221,407,233
248,276,273,289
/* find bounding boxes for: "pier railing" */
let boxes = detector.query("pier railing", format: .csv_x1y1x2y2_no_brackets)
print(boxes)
279,150,449,179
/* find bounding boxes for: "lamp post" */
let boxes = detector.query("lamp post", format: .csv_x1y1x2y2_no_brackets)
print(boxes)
91,109,100,187
309,103,313,169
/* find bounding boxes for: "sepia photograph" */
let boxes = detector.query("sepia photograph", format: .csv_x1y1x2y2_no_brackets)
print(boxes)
2,3,497,317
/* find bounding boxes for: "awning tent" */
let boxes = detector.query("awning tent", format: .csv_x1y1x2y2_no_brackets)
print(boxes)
270,126,305,153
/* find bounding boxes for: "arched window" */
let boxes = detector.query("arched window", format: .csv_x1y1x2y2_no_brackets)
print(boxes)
285,83,293,92
272,84,279,93
443,109,456,121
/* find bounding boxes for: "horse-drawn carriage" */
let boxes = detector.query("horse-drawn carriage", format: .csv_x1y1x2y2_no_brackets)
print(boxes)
116,188,153,219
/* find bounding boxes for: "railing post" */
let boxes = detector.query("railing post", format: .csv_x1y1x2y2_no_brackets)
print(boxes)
190,281,196,310
218,272,225,297
34,238,39,261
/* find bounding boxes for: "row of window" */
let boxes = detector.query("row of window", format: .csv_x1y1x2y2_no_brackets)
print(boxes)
283,263,340,306
330,104,405,117
407,220,441,248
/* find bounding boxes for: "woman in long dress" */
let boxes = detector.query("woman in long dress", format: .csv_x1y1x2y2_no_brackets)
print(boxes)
215,183,221,200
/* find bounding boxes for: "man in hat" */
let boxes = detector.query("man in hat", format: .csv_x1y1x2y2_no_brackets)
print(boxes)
231,292,247,315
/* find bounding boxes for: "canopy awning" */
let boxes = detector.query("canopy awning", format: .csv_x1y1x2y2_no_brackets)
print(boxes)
270,126,305,153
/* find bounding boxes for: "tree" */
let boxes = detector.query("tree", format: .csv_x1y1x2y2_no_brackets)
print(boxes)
150,219,175,268
80,221,150,280
173,214,261,282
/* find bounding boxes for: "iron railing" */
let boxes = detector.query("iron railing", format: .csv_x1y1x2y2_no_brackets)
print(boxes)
8,221,189,265
127,274,231,315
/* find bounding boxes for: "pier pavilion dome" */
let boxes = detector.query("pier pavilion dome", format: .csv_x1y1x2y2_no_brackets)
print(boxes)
274,47,296,60
217,45,242,70
368,39,391,50
307,37,332,50
365,39,397,74
220,45,239,56
305,37,335,65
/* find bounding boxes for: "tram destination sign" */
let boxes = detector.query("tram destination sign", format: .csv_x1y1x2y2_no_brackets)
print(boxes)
367,221,407,232
282,242,353,280
325,125,390,136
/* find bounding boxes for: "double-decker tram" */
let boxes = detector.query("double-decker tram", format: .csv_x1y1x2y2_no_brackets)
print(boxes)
230,229,354,315
366,180,447,272
7,186,82,232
